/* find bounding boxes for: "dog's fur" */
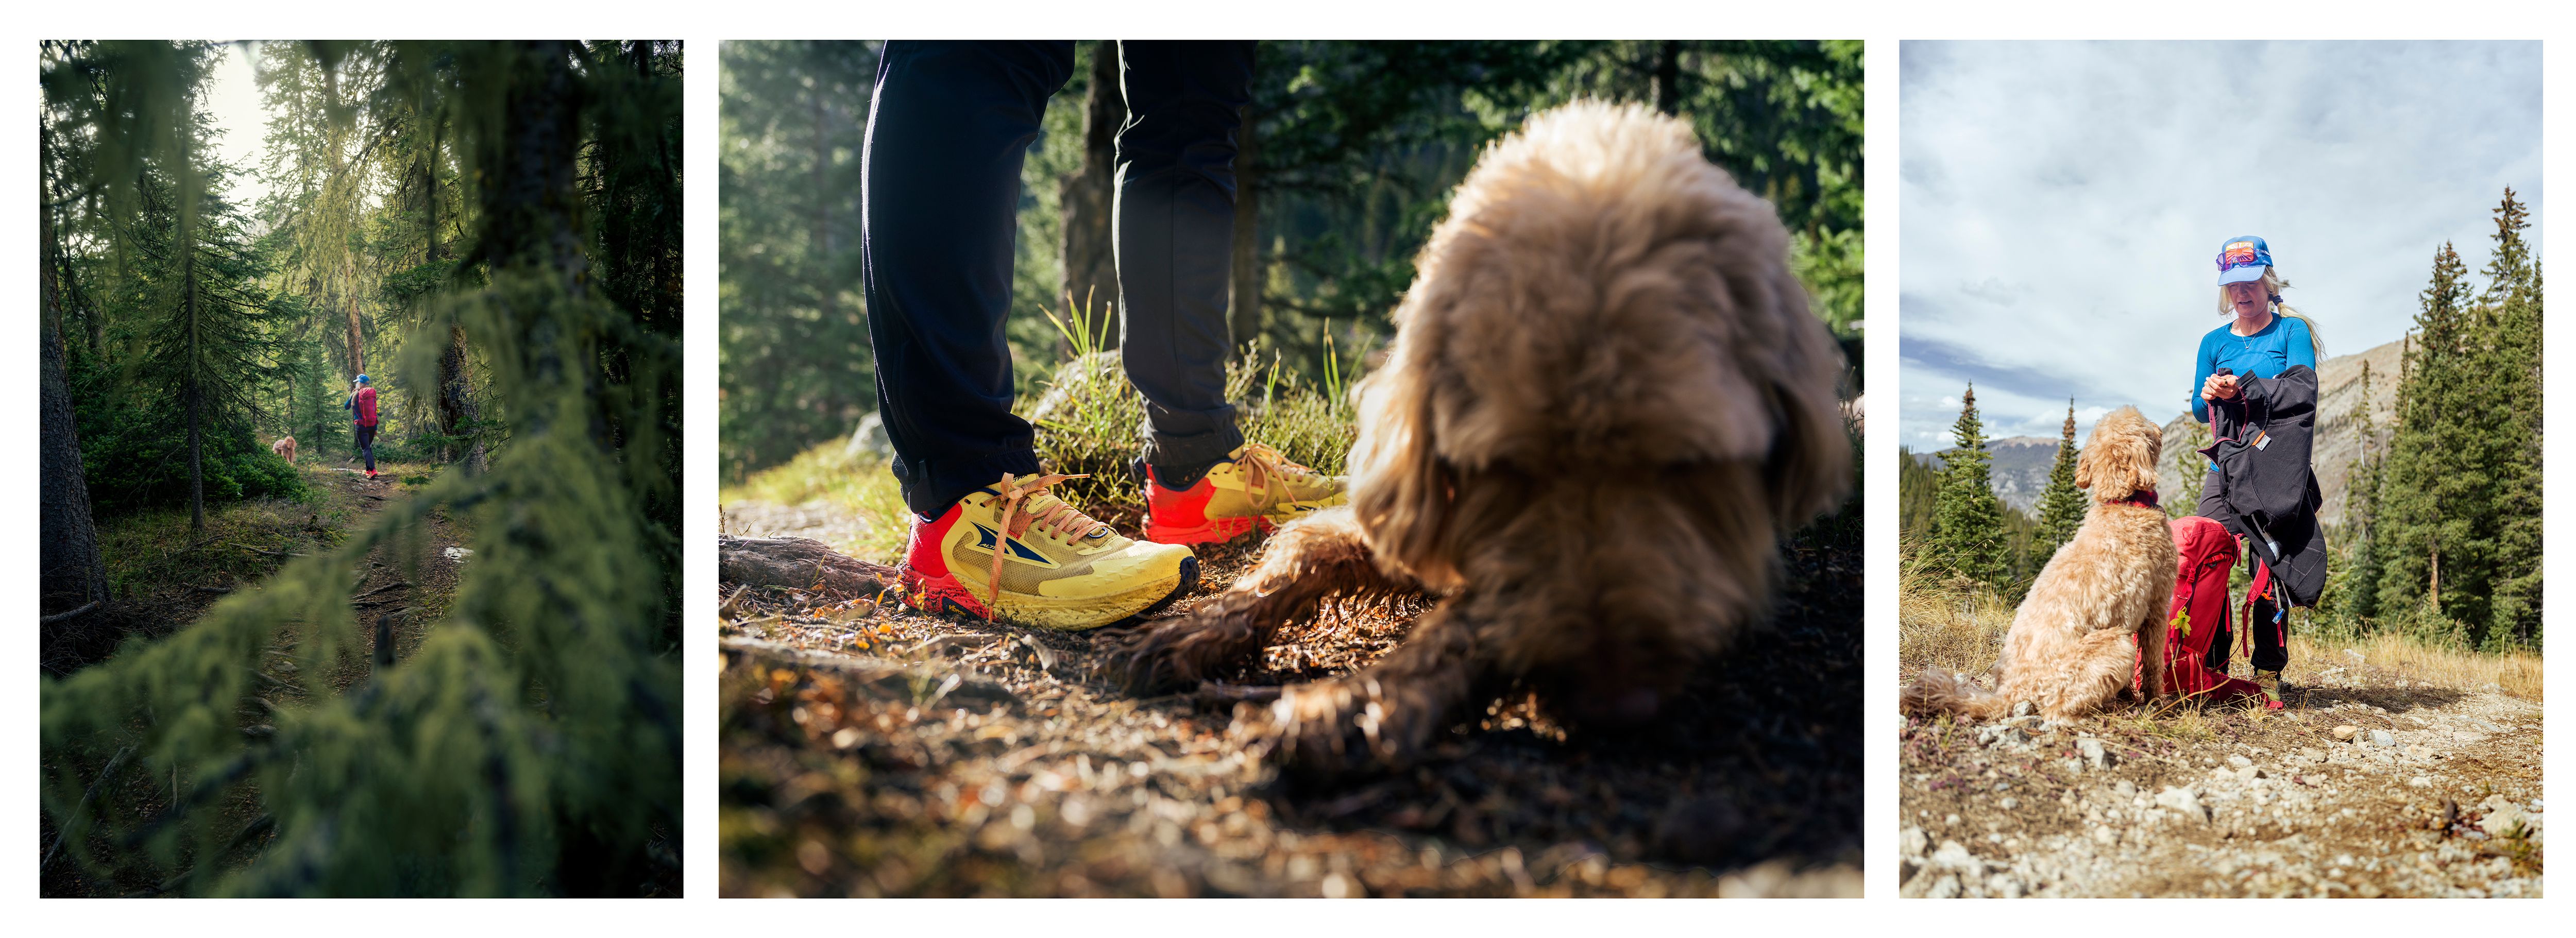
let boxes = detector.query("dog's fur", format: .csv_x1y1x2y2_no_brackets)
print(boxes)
271,435,297,465
1107,102,1852,770
1900,406,2176,722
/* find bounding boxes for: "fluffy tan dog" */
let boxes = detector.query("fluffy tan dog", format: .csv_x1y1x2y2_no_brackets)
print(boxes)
271,435,297,465
1901,406,2175,722
1107,101,1852,770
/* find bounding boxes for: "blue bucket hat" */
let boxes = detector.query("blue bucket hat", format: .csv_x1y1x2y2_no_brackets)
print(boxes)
2215,235,2273,286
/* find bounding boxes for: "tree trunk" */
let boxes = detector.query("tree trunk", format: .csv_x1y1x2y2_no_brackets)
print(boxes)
41,158,110,618
345,294,365,379
811,76,835,328
184,152,206,532
1058,41,1126,343
1649,40,1683,116
1229,96,1262,350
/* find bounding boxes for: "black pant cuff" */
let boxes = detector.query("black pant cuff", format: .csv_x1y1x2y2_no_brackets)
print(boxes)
899,449,1044,518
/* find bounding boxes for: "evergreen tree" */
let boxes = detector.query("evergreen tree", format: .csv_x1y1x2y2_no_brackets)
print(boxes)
1929,385,2011,587
2031,399,2086,566
2478,189,2542,649
2376,241,2478,640
2335,360,2387,623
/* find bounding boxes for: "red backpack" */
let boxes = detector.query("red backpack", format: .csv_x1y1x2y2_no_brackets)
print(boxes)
354,386,379,427
2136,516,2272,707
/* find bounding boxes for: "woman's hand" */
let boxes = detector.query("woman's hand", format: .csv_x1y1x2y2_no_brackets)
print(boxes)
2201,373,2240,402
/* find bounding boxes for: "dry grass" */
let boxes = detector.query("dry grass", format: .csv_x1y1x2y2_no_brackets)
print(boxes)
719,445,911,564
1894,546,2013,678
2287,632,2543,701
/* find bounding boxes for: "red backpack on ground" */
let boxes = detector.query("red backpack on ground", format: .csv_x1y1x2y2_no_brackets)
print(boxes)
2137,516,2272,707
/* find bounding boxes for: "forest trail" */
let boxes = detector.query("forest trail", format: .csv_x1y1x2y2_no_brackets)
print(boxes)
717,501,1862,898
44,458,475,897
1897,663,2544,897
281,459,474,691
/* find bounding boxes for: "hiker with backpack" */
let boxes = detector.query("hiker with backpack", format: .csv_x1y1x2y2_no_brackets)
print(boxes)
2183,235,2328,707
346,374,381,481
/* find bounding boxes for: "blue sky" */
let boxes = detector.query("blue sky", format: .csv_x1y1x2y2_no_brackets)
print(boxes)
1899,40,2541,449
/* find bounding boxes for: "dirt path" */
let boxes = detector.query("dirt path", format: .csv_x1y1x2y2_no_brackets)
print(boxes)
1896,670,2544,897
41,461,474,897
718,498,1862,898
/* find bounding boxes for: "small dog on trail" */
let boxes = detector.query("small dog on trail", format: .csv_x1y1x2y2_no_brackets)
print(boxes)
1107,101,1853,771
271,435,297,465
1901,406,2175,722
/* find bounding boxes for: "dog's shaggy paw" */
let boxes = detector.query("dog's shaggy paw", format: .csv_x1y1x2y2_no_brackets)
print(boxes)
1230,677,1442,774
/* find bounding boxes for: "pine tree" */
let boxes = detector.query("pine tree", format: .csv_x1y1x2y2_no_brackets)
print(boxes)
1929,385,2012,588
2165,416,2212,518
2376,241,2478,639
2479,189,2542,649
2030,399,2086,566
2336,360,2386,623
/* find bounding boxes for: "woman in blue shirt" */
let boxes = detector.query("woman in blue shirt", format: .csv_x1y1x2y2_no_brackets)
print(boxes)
2190,235,2322,701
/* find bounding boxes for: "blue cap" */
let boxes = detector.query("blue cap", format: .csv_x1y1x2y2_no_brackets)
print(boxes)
354,373,369,384
2215,235,2272,286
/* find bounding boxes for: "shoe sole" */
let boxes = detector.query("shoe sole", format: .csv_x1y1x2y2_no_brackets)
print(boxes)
903,556,1198,632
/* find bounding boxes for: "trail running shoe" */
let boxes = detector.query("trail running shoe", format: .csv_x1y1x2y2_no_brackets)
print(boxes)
1144,441,1348,545
2252,668,2287,709
901,472,1196,631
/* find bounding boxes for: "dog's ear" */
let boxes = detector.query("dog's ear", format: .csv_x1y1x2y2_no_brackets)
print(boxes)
1758,265,1855,528
1347,336,1461,589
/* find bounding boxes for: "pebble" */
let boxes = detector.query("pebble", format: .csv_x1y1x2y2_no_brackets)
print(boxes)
1999,797,2020,810
2332,725,2359,742
1901,826,1929,858
2370,729,2397,748
2155,786,2207,822
2227,755,2253,769
2409,776,2433,788
2013,701,2038,718
2078,738,2115,770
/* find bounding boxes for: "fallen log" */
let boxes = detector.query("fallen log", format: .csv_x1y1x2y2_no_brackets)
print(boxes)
718,535,900,598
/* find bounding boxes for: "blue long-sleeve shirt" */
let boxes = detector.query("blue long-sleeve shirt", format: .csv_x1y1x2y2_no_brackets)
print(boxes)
2190,313,2315,423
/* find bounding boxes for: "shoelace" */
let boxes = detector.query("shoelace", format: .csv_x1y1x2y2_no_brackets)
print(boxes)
984,471,1103,620
1233,442,1322,516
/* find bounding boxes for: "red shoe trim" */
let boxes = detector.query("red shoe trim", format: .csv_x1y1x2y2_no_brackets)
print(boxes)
901,503,989,618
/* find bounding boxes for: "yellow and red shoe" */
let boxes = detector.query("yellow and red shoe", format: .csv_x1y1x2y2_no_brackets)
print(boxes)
901,472,1197,631
1144,441,1347,545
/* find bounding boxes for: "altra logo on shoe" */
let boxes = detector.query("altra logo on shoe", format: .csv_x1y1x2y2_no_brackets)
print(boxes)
969,522,1061,568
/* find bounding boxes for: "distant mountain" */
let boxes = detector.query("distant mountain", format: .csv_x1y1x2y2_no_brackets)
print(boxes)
1914,435,2062,514
1924,336,2405,526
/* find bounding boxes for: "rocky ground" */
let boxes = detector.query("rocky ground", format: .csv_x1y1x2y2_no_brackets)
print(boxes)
1897,668,2543,898
718,499,1864,897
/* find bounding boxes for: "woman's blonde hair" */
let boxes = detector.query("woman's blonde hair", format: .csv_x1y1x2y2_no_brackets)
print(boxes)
2218,266,2324,359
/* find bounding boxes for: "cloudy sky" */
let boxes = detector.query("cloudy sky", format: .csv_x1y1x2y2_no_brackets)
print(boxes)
1899,41,2541,450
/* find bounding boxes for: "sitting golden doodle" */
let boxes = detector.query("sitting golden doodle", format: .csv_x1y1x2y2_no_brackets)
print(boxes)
270,435,297,464
1106,101,1852,770
1900,406,2175,722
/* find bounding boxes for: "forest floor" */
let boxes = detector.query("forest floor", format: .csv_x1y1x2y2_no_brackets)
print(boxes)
716,459,1863,898
1896,579,2545,898
41,455,471,896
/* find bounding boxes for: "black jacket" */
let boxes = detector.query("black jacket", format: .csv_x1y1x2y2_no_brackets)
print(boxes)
2197,364,2327,607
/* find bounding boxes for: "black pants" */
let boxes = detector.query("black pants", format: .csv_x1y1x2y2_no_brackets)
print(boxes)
2198,468,2289,673
862,40,1254,517
355,423,377,473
